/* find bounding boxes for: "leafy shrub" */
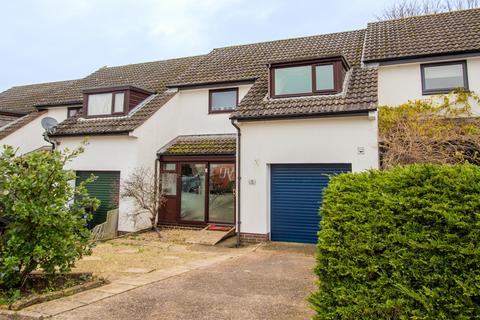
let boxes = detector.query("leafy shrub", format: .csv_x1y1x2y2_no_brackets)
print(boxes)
309,164,480,319
0,145,99,288
379,91,480,168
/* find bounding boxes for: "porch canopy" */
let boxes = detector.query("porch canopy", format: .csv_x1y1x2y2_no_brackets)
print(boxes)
156,134,237,226
157,134,237,160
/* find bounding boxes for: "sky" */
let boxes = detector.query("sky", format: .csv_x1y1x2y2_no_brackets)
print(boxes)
0,0,398,92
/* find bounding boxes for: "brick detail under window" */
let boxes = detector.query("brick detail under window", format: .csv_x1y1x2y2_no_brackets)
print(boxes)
240,232,270,243
157,223,205,231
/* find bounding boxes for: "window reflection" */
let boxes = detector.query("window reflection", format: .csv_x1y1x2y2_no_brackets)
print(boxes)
209,163,235,224
180,164,206,221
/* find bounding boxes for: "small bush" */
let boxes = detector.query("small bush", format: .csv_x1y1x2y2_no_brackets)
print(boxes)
0,145,99,289
309,164,480,319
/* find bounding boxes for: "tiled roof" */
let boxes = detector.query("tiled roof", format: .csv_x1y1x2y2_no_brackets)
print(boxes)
169,29,377,120
52,55,205,136
0,80,79,114
52,92,175,136
172,29,366,86
231,67,377,120
157,134,236,156
0,111,46,140
0,114,19,128
41,55,205,107
364,8,480,62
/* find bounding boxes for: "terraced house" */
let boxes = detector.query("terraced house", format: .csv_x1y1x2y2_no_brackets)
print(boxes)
1,8,479,243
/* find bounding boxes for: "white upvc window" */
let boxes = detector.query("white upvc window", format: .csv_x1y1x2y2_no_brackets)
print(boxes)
87,92,125,116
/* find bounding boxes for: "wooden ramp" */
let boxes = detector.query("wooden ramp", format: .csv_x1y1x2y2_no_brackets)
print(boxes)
186,225,236,246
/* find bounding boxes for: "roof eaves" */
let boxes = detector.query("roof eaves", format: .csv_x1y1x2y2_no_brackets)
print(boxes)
267,54,351,69
231,107,376,122
35,100,83,108
363,49,480,64
82,85,155,95
167,78,257,89
51,130,131,138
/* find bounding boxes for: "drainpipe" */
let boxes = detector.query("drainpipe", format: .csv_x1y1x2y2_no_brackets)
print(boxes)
231,119,242,247
43,131,57,151
153,158,160,231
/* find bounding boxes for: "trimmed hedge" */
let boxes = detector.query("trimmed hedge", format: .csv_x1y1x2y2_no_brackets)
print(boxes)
309,164,480,320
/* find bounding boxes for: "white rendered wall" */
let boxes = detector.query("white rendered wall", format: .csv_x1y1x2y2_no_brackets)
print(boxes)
132,84,252,169
1,107,69,154
378,56,480,114
238,115,379,235
57,83,252,232
58,135,141,231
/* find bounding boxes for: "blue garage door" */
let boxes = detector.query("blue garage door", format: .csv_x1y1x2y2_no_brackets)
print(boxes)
271,164,351,243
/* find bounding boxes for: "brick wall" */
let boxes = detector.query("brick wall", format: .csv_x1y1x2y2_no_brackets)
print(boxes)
240,232,270,243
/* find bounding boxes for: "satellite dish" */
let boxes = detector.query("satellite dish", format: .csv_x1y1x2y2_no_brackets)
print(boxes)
41,117,58,132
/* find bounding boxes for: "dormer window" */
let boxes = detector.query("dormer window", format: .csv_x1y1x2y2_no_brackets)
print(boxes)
87,92,125,116
83,86,153,118
270,57,347,98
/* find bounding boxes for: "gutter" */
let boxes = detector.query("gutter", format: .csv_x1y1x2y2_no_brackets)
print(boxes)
363,49,480,66
231,109,374,122
230,119,242,247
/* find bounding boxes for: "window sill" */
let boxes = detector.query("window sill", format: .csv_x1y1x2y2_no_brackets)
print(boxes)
208,110,235,114
270,90,341,99
422,88,469,96
84,113,127,119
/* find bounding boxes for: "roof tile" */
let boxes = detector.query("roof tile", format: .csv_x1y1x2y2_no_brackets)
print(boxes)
364,8,480,62
52,55,205,136
157,134,236,155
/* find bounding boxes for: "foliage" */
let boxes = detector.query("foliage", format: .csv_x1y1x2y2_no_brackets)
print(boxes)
0,145,99,289
379,91,480,168
309,164,480,319
120,166,166,231
377,0,479,20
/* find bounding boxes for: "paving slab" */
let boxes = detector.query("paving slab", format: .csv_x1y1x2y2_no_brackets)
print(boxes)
96,283,137,294
25,299,85,316
67,290,114,304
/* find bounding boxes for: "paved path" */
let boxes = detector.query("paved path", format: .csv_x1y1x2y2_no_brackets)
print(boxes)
21,243,316,319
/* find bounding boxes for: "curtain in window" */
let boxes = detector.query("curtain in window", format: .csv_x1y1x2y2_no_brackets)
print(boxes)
88,93,112,116
114,93,125,113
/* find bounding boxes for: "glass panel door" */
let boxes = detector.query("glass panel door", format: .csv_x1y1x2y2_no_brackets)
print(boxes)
208,163,235,224
180,164,206,222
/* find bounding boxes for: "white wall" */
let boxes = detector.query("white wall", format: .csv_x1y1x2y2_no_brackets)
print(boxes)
58,83,252,232
59,135,141,231
238,115,379,235
1,107,69,154
378,56,480,114
132,84,252,169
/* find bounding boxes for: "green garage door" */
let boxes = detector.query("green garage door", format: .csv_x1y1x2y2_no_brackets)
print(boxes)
76,171,120,228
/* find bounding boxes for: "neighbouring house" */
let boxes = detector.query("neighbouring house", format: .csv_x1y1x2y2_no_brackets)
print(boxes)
1,8,479,243
0,79,83,154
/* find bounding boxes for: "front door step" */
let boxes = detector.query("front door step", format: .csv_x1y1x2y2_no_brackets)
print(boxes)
186,225,236,246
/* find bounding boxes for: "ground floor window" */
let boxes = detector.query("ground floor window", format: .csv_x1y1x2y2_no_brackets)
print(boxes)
159,160,235,225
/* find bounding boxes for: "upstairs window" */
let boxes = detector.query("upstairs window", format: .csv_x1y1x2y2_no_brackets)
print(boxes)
87,92,125,116
67,107,82,118
270,58,345,98
83,86,153,118
421,61,468,95
209,88,238,113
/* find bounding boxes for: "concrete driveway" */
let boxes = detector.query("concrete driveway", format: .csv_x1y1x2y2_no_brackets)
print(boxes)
52,243,316,320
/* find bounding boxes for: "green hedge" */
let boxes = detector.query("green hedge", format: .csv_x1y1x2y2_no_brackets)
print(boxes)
309,164,480,319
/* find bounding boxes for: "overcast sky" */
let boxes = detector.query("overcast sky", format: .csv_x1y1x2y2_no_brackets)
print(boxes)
0,0,398,92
